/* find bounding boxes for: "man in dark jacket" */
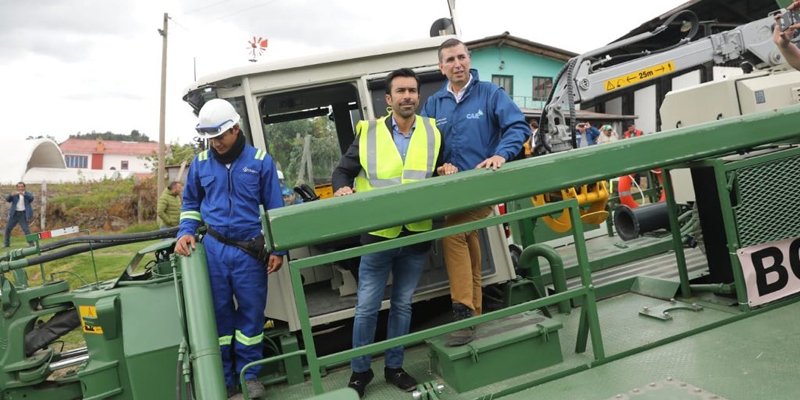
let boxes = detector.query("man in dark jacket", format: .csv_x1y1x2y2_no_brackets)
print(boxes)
421,38,529,346
4,182,34,247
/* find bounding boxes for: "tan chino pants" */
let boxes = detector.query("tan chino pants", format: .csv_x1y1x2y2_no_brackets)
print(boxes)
442,206,493,315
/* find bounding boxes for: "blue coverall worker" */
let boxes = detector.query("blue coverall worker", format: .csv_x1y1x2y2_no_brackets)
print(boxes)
4,182,34,248
331,68,457,398
174,99,284,398
421,38,528,346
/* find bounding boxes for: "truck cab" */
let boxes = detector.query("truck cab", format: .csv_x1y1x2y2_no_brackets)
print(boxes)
183,35,516,331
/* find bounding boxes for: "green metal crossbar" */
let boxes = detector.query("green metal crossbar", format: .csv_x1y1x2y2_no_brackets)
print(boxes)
266,105,800,251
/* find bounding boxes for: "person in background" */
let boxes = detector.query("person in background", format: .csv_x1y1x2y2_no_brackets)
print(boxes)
277,170,303,206
774,1,800,70
4,182,34,248
523,119,539,157
623,123,643,139
597,125,620,144
157,181,183,228
575,122,600,147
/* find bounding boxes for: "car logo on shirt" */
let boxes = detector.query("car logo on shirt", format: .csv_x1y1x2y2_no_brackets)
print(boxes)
242,167,258,174
466,109,484,119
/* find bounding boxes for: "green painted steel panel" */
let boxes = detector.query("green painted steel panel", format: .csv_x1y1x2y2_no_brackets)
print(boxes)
69,280,184,400
426,313,563,392
510,299,800,400
267,106,800,251
120,282,185,400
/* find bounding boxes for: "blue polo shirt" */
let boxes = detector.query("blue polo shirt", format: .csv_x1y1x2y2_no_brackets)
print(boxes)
391,116,415,162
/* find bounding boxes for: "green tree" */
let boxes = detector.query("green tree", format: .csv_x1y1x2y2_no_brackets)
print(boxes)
26,135,57,141
144,142,201,172
70,130,151,142
263,117,341,188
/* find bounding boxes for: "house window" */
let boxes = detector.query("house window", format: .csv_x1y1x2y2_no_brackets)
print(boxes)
492,75,513,96
65,155,88,168
121,161,129,170
532,76,553,101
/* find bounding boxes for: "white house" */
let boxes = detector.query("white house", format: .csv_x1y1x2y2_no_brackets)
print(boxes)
59,139,159,174
0,139,126,184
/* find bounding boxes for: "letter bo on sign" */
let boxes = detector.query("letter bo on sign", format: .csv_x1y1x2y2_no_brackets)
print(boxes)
738,236,800,307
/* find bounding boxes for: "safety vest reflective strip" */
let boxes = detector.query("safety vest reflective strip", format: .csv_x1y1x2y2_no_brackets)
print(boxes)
180,211,202,222
354,115,440,238
362,117,436,188
219,335,232,346
235,330,263,346
198,150,209,161
255,150,266,160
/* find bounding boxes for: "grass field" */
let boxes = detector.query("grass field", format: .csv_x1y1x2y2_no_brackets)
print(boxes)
2,227,166,351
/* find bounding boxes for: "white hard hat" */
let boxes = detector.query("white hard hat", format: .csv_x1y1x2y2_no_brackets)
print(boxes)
277,170,284,180
195,99,241,139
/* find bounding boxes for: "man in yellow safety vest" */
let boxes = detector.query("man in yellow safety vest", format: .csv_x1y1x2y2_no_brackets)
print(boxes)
331,68,457,398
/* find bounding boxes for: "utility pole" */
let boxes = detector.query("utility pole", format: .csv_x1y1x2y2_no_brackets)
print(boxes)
157,12,169,198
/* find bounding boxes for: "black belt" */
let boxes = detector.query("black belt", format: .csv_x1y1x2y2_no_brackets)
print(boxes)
205,226,268,264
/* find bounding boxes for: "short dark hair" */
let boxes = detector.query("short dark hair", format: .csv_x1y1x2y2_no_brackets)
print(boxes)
384,68,419,95
168,181,182,190
16,182,25,188
529,120,539,129
438,38,468,62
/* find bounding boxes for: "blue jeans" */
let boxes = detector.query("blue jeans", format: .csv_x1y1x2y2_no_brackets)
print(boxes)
4,211,31,247
351,245,428,373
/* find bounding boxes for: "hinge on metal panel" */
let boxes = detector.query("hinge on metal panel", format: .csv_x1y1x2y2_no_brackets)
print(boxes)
467,344,480,363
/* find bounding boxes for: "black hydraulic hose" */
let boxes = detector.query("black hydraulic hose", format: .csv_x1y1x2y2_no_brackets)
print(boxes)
658,10,699,41
176,358,183,400
537,57,573,154
186,381,195,400
38,227,179,253
19,242,127,268
565,58,578,149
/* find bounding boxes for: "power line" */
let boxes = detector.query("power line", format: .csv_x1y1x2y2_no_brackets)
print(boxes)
183,0,240,15
168,0,282,36
196,0,281,26
167,16,191,32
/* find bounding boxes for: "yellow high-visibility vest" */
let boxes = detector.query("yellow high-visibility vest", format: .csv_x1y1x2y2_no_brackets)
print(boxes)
354,115,441,238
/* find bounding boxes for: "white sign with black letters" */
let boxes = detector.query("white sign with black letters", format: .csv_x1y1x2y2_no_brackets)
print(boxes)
738,236,800,307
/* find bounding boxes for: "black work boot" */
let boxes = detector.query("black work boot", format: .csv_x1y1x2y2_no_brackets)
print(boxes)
384,367,417,392
347,369,374,398
446,303,475,347
245,379,266,398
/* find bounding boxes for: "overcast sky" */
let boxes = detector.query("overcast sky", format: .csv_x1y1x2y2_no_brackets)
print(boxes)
0,0,690,145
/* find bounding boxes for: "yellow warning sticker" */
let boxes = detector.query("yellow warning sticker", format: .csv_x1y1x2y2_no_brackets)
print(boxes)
79,305,104,334
604,61,675,92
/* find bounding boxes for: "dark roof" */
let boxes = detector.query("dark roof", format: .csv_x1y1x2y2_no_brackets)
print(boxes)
466,32,578,62
60,138,161,156
608,0,776,54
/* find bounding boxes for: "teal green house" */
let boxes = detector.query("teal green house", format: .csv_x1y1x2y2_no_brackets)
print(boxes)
466,32,576,110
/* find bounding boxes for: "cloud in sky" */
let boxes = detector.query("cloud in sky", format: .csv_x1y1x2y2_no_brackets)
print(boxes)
1,0,690,144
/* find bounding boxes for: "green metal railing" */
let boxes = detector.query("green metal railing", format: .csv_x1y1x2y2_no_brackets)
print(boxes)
244,199,605,397
247,105,800,398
